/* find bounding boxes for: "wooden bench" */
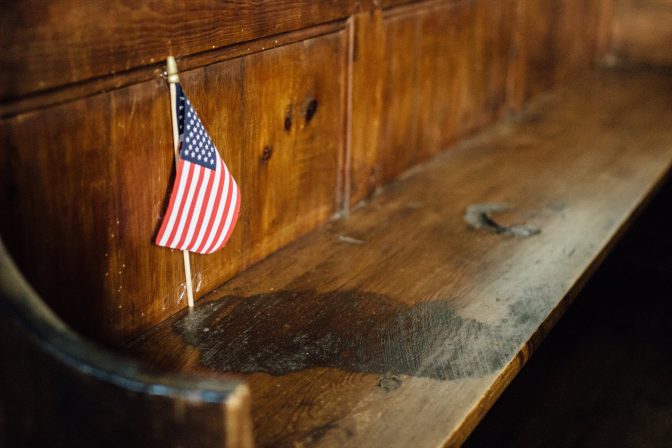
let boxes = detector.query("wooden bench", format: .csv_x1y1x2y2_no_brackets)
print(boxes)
125,69,672,447
2,1,672,447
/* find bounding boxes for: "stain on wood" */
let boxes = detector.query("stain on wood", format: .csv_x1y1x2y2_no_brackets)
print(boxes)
127,70,672,447
465,203,541,237
169,289,547,380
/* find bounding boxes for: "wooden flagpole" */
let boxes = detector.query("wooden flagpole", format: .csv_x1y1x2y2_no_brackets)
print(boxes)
166,56,195,308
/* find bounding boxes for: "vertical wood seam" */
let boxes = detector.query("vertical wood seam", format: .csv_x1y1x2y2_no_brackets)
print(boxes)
341,16,357,218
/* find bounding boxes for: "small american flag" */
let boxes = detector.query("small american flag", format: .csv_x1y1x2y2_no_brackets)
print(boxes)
155,84,240,254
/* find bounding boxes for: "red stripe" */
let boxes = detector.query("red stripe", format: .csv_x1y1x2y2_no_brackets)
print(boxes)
194,161,228,253
174,165,206,249
155,159,186,244
185,166,216,251
211,183,241,253
164,163,195,247
190,156,223,251
204,170,235,253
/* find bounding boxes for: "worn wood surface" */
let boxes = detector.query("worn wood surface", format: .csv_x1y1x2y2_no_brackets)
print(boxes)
611,0,672,66
127,69,672,447
0,239,253,448
0,31,346,345
466,180,672,447
0,0,358,101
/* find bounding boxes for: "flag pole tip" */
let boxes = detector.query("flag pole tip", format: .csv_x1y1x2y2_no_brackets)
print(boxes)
166,56,180,84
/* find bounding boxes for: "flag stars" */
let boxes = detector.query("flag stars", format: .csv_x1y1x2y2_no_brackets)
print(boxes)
176,87,218,170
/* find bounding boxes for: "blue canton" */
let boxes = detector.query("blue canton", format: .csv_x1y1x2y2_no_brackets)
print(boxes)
176,84,217,170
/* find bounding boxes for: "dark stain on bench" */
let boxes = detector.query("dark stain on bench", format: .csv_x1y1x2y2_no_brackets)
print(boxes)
173,289,549,381
465,203,541,237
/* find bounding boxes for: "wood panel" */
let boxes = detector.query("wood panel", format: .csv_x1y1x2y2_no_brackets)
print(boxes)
612,0,672,66
127,70,672,447
0,0,357,101
188,31,347,304
349,0,516,205
0,77,181,345
510,0,608,107
0,31,346,345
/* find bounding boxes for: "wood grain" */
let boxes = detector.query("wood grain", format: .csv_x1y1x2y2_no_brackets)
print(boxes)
0,0,357,101
510,0,607,107
187,31,347,304
0,238,253,448
611,0,672,66
127,69,672,447
349,0,516,205
0,31,346,345
0,20,345,119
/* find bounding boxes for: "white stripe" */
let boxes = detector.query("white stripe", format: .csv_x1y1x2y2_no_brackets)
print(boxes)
167,164,202,248
158,162,191,247
191,153,223,251
180,167,211,250
209,177,238,253
201,162,231,252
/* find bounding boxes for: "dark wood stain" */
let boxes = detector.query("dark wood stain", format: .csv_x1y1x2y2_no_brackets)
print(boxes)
171,289,544,380
284,112,293,131
261,145,273,163
305,98,319,123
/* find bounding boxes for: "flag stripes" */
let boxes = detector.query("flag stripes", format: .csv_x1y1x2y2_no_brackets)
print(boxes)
155,84,240,254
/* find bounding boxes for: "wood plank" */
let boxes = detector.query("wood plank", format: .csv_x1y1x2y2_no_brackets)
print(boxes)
0,0,357,101
349,0,516,205
510,0,607,107
127,69,672,447
188,31,347,304
465,182,672,446
0,21,345,119
0,31,346,345
611,0,672,66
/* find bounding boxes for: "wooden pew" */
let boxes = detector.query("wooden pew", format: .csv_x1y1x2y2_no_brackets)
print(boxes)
1,0,672,446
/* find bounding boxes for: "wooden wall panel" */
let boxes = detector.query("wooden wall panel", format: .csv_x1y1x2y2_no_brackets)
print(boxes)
612,0,672,66
0,32,346,345
0,0,356,101
187,32,346,300
0,78,183,345
349,0,516,205
510,0,607,107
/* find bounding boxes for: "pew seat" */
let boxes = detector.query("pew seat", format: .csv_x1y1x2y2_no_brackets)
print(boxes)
124,68,672,447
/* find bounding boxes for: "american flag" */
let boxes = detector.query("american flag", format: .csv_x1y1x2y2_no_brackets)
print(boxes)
155,84,240,254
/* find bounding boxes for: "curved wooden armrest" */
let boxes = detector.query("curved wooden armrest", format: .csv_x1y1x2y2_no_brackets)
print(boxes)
0,239,253,448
